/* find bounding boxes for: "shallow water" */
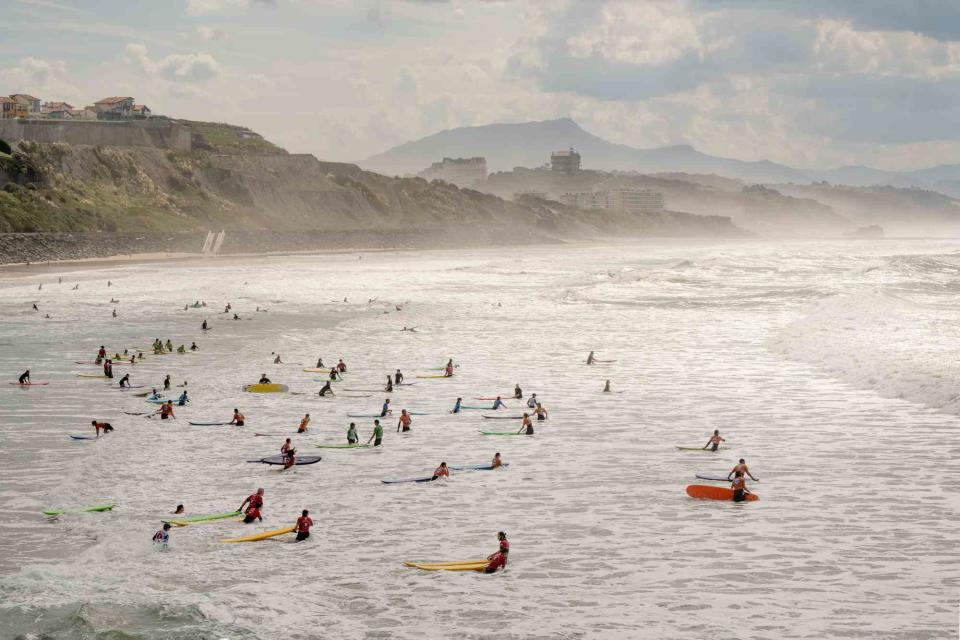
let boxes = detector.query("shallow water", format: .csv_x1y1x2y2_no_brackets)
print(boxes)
1,239,959,639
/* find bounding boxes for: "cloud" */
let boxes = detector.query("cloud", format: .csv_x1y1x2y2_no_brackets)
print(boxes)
186,0,275,16
126,43,222,82
196,25,227,40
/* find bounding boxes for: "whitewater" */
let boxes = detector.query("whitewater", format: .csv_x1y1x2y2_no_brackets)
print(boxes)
1,238,959,639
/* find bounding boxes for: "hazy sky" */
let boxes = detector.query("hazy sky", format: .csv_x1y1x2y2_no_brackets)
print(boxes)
1,0,959,170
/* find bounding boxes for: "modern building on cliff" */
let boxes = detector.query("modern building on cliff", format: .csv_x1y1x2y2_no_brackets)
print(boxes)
418,157,487,188
94,96,135,120
561,189,665,214
551,148,581,175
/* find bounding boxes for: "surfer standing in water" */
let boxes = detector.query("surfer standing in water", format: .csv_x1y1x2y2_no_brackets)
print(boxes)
730,474,752,502
444,359,455,377
298,414,310,433
432,462,449,480
518,414,534,435
514,384,522,399
230,409,245,426
367,420,383,446
587,351,596,365
484,532,509,573
319,380,334,396
239,488,264,515
703,430,725,452
295,510,313,541
397,409,412,432
728,459,759,482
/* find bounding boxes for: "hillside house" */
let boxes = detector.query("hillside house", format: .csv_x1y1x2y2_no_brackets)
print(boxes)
10,94,41,116
94,96,135,119
0,97,16,119
132,104,151,118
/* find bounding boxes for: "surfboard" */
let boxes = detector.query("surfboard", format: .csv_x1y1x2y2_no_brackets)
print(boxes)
695,474,758,482
301,368,328,373
43,503,115,516
381,476,438,484
163,511,240,526
243,383,288,393
686,484,758,501
404,560,488,571
479,431,529,436
346,413,389,418
220,526,296,543
249,455,322,465
474,396,513,400
117,385,147,390
188,421,229,426
10,381,49,386
69,435,97,440
75,373,108,378
676,446,730,452
449,463,509,471
481,415,524,420
459,406,494,410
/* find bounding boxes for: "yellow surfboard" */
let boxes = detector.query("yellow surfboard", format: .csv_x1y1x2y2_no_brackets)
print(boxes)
242,383,289,393
404,560,489,571
220,526,295,543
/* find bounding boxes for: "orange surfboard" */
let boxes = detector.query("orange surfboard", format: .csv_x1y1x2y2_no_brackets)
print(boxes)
686,484,758,502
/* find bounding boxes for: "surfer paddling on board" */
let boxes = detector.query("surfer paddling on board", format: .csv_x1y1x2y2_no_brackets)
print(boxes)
727,459,759,482
295,510,313,542
703,430,725,452
18,370,30,384
484,532,509,573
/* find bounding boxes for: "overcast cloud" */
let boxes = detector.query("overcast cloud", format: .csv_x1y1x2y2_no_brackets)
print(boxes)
0,0,956,170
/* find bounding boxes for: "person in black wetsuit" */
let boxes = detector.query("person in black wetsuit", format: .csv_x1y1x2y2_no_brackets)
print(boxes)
119,373,130,388
385,376,393,392
319,381,334,396
514,384,522,399
18,370,30,384
395,370,404,385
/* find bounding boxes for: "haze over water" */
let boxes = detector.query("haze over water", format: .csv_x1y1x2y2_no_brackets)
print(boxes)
1,239,959,639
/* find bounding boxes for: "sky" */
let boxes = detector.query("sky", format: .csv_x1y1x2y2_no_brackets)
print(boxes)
1,0,959,171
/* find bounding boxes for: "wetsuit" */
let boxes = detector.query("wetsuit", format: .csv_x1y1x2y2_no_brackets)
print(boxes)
731,476,746,502
347,426,358,444
18,371,29,384
395,372,404,384
243,506,262,524
485,539,509,573
119,375,130,388
295,515,313,542
319,381,333,396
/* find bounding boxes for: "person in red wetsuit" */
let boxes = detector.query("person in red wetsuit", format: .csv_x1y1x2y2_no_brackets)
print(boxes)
485,531,509,573
294,509,313,542
91,420,113,437
282,447,297,471
238,488,264,514
243,505,262,524
337,359,347,373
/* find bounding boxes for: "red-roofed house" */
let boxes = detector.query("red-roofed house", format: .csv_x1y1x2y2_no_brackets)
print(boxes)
94,96,134,119
0,96,16,119
10,94,41,116
132,104,151,118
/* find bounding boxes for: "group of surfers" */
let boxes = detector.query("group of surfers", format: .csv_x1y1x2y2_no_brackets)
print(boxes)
702,429,759,501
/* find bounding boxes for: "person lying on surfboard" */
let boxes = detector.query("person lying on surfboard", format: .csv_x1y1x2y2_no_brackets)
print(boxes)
230,409,245,426
728,459,758,482
347,422,358,444
432,462,449,480
18,370,30,384
703,430,725,452
485,532,509,573
518,414,534,435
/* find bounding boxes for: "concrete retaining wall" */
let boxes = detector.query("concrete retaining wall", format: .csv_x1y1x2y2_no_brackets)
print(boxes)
0,119,191,152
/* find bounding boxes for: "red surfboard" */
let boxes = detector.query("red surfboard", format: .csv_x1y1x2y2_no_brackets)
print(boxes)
686,484,758,502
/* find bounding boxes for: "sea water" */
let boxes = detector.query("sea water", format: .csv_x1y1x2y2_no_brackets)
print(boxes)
1,239,959,639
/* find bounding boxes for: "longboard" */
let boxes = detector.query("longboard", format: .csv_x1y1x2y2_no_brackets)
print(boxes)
220,526,296,543
686,484,758,501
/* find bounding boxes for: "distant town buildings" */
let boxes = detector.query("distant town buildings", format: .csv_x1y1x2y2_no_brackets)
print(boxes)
0,93,151,120
418,156,487,188
561,188,665,214
551,148,581,175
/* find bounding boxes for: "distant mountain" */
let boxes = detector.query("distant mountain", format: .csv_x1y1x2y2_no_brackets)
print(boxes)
362,118,960,195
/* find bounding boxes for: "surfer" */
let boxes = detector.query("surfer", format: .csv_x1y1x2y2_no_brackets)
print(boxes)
319,380,334,396
190,342,198,351
603,380,611,393
282,448,297,470
451,397,463,414
587,351,596,365
173,504,185,515
432,462,449,480
491,452,503,468
152,523,172,548
91,420,113,436
177,345,186,353
703,430,725,452
165,340,173,352
18,369,30,384
118,373,130,388
728,459,759,482
491,396,507,410
367,420,383,446
397,409,412,433
533,403,548,421
526,393,538,409
112,309,117,318
201,319,208,331
385,376,393,392
158,401,176,420
238,488,264,514
328,367,340,382
298,413,310,433
395,370,404,384
484,532,509,573
518,414,534,435
347,422,359,444
259,373,271,384
337,359,347,373
163,375,171,391
32,303,38,311
295,509,313,542
281,438,293,456
103,360,113,379
97,346,106,360
444,359,454,377
315,357,324,368
380,399,392,417
243,504,263,523
514,384,522,399
731,474,751,502
273,354,282,364
230,409,245,426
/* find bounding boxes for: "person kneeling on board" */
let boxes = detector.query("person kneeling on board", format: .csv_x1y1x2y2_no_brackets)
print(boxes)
485,532,509,573
92,420,114,437
432,462,449,480
295,509,313,542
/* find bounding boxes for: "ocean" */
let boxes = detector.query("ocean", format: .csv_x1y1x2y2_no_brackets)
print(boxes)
1,239,958,639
